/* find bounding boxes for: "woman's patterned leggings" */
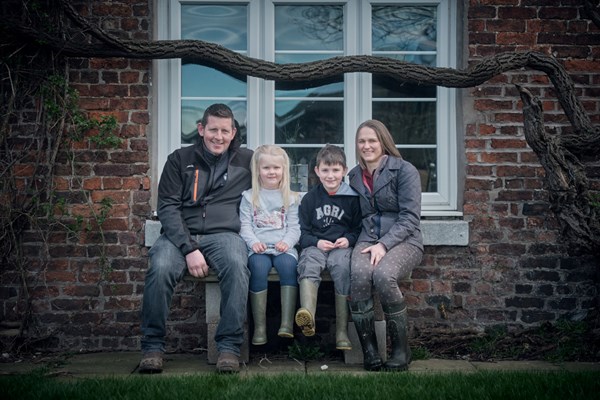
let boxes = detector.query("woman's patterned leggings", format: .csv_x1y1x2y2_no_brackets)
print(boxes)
350,241,423,305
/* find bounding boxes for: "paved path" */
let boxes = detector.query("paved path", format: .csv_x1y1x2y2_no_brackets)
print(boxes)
1,352,599,377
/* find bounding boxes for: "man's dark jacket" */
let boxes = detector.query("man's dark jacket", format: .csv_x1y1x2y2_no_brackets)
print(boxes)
157,140,253,255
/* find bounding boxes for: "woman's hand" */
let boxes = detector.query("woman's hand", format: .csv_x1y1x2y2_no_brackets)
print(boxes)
361,242,387,267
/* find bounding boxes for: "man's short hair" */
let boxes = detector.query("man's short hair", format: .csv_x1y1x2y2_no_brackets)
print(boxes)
315,144,347,168
201,103,235,127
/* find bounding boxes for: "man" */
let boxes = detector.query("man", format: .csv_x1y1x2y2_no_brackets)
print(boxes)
139,103,253,373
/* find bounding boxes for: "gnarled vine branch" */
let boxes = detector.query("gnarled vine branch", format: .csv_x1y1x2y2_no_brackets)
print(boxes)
1,0,599,254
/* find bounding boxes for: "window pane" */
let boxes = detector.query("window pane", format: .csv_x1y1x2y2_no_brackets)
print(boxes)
275,82,343,98
181,100,247,145
275,53,343,98
181,5,247,50
398,148,437,193
181,4,248,146
282,147,322,192
182,64,247,97
373,102,436,145
275,5,343,51
372,6,437,54
275,53,343,64
372,52,436,67
275,101,344,145
373,76,436,98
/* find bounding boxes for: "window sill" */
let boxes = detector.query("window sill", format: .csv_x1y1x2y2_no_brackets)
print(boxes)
145,219,468,247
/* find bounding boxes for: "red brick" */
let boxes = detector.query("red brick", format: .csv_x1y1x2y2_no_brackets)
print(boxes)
45,270,77,282
480,152,519,163
83,177,103,190
120,71,140,84
487,19,526,32
411,280,431,293
498,6,537,19
491,139,527,149
474,99,514,111
538,7,578,20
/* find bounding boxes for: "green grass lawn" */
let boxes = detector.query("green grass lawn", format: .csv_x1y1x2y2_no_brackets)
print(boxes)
2,370,599,400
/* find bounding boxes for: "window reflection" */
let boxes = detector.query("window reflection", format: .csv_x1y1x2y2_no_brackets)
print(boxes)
275,101,344,145
373,102,436,145
282,147,323,192
275,4,345,192
275,5,343,51
181,100,247,145
181,5,247,49
373,5,438,193
180,4,248,146
398,148,437,193
372,6,437,58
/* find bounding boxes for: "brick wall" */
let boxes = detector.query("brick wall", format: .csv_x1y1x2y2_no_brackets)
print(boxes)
1,0,598,354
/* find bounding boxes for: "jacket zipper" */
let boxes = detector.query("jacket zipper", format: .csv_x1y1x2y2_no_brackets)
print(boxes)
193,169,199,202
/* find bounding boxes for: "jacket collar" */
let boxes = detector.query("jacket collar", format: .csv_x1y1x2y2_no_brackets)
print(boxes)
349,156,403,195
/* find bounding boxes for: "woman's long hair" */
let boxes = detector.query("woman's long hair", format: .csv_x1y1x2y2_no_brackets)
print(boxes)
355,119,401,170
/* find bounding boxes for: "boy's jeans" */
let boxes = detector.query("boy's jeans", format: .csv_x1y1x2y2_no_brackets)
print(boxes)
141,232,250,356
297,246,351,296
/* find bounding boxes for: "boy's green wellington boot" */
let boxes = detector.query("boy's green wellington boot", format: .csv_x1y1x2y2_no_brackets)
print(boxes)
250,290,268,345
278,285,297,338
294,279,318,337
335,294,352,350
349,298,382,371
382,300,411,371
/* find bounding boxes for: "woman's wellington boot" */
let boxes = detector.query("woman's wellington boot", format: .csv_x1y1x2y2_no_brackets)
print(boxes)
382,300,411,371
349,298,382,371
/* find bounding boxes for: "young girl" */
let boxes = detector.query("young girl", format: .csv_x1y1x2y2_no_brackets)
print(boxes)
239,145,301,345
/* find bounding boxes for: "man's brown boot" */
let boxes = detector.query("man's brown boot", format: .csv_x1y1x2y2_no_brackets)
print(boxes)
216,352,240,373
138,351,163,374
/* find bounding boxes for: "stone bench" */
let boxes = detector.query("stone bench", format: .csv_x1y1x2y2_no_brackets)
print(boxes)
183,266,386,365
184,267,305,364
144,221,398,364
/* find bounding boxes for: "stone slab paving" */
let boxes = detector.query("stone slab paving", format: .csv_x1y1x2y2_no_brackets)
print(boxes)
472,360,562,372
1,352,599,377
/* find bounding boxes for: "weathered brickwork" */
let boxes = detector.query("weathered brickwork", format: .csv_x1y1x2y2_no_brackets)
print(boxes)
1,0,598,353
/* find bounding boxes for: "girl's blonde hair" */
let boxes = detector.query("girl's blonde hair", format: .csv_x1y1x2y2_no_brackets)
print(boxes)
355,119,401,170
250,145,297,208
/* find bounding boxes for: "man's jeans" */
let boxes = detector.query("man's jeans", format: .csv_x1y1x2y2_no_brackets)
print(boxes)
141,232,250,356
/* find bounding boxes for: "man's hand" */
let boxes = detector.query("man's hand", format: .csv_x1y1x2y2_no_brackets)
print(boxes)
186,249,209,278
361,243,387,267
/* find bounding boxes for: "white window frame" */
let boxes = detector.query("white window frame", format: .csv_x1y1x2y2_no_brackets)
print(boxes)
153,0,460,216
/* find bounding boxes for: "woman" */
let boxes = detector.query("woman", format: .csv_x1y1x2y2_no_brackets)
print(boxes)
347,120,424,371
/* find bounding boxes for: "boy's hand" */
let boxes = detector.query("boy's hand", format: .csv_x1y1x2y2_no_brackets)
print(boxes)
252,242,267,253
334,237,349,249
275,241,289,253
317,239,335,251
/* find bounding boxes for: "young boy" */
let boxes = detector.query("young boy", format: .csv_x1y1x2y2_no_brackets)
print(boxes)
295,144,361,350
